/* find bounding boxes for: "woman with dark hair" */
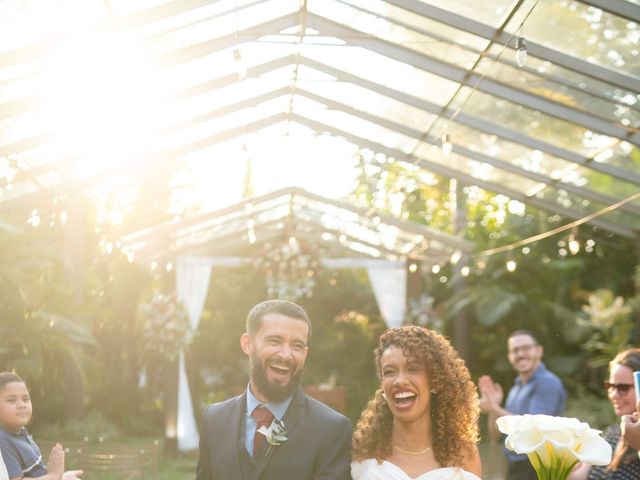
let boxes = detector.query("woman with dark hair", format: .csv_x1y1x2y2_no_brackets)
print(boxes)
569,348,640,480
351,326,481,480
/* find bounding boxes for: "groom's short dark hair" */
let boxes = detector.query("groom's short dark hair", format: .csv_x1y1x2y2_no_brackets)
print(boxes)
246,300,312,339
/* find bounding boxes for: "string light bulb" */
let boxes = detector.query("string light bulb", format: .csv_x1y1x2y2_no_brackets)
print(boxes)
506,257,517,272
568,229,580,255
515,37,527,67
233,47,247,80
441,133,452,156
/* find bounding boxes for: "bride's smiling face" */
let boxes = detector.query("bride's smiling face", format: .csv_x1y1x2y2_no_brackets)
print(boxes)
380,345,431,423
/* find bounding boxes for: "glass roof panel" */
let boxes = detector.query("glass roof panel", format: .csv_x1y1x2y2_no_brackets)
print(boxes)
475,53,640,127
413,0,516,27
435,119,640,200
341,0,491,51
303,43,461,106
159,95,291,152
293,195,429,256
508,0,640,79
1,0,638,243
483,44,640,123
166,41,296,94
411,143,545,193
299,106,418,153
116,0,296,40
309,0,483,70
450,86,607,157
295,69,439,132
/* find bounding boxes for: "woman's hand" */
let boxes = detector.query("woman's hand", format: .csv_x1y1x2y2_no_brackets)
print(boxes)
621,411,640,451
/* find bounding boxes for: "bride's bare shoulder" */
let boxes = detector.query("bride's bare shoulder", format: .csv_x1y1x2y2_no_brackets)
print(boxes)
461,444,482,478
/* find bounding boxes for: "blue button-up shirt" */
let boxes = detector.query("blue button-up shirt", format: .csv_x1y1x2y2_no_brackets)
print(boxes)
504,363,566,462
244,385,292,457
0,426,47,478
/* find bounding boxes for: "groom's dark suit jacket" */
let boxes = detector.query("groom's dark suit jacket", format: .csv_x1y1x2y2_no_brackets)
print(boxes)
195,386,352,480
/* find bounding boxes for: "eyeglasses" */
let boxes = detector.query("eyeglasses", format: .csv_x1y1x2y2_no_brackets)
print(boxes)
508,344,536,356
603,381,634,395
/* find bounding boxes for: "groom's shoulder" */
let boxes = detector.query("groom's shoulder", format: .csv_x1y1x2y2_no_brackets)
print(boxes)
203,392,244,417
303,393,350,425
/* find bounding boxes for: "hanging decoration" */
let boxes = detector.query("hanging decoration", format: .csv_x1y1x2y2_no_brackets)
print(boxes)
253,237,322,300
139,293,192,361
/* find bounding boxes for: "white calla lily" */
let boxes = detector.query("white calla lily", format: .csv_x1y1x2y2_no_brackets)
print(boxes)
496,414,612,480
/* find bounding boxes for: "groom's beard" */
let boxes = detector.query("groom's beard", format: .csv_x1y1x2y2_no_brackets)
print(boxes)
250,350,303,403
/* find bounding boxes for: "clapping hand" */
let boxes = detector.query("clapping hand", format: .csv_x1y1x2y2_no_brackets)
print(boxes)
46,443,83,480
620,399,640,451
478,375,503,412
47,444,65,479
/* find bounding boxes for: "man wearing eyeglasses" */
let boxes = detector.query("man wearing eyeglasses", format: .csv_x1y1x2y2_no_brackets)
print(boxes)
478,330,567,480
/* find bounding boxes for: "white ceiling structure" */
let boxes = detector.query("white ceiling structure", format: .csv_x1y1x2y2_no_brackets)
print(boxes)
1,0,639,262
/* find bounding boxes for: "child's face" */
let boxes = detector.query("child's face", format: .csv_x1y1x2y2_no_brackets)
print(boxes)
0,381,33,433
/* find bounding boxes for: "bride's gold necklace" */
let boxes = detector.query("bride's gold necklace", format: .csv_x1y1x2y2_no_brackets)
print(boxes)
393,444,432,455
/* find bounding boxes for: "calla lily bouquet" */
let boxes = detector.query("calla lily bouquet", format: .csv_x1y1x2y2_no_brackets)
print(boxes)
497,414,612,480
257,419,287,456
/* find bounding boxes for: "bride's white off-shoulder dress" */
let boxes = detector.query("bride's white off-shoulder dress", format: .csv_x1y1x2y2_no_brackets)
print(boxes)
351,459,481,480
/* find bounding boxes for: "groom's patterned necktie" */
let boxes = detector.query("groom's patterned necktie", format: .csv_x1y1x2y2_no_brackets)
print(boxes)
252,405,274,457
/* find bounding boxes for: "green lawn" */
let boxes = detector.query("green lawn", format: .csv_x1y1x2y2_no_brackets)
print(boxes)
157,451,197,480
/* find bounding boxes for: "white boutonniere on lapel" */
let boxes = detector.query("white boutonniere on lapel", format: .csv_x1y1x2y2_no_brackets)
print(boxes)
257,419,288,457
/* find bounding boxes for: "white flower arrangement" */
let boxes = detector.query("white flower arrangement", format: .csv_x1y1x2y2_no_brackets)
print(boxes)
257,419,288,456
496,414,612,480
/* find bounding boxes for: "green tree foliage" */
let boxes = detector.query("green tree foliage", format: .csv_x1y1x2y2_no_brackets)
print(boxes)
0,209,93,427
349,148,639,397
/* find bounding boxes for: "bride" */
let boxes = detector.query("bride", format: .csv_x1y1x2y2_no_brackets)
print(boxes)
351,326,482,480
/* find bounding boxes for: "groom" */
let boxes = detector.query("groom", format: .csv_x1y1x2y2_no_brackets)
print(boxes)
195,300,352,480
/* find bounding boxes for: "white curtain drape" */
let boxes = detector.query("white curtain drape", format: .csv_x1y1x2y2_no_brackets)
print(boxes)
176,256,214,451
175,256,247,451
324,258,407,328
365,260,407,328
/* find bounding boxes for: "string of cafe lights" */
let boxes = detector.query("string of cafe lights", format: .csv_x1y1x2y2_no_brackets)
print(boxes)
443,190,640,276
476,191,640,258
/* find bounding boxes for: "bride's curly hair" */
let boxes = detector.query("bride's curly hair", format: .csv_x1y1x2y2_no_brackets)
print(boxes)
352,325,479,467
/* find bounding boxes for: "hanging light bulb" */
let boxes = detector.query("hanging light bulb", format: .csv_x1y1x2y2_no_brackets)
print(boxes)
441,133,452,156
568,229,580,255
515,37,527,67
27,209,41,227
233,47,247,80
506,254,517,273
461,265,470,277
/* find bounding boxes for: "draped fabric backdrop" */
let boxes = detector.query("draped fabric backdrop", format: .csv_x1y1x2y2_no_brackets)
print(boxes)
176,256,214,451
323,259,407,328
174,257,406,451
